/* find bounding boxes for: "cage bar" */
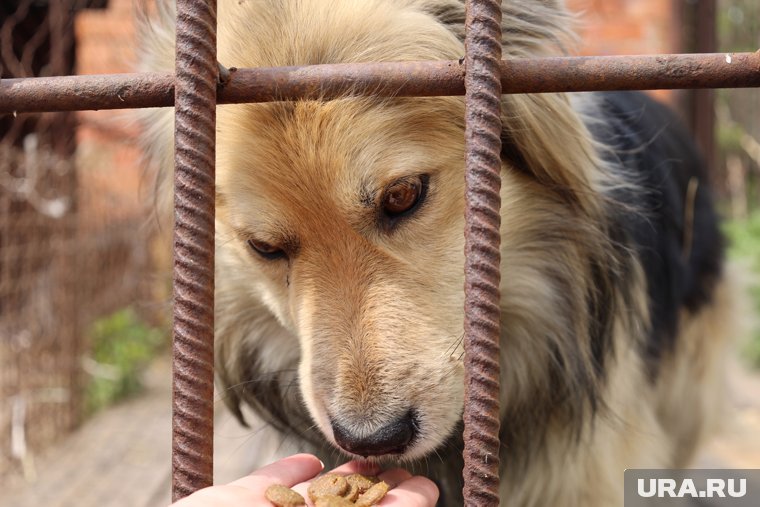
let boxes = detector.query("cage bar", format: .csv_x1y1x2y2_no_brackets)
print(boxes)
171,0,217,500
461,0,503,505
1,52,759,114
0,2,757,504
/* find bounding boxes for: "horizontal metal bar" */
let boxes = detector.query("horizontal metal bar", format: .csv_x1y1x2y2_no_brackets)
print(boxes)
1,51,758,113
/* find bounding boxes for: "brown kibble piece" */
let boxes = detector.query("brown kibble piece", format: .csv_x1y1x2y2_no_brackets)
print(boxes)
264,484,306,507
345,474,378,494
308,474,350,503
314,495,355,507
354,481,389,507
342,481,360,502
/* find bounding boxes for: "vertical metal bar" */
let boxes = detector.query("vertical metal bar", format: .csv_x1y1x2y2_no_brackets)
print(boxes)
462,0,503,505
692,0,717,176
172,0,217,501
678,0,717,177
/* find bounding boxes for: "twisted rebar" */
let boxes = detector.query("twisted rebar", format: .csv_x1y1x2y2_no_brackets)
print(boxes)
462,0,503,505
4,52,760,113
172,0,217,501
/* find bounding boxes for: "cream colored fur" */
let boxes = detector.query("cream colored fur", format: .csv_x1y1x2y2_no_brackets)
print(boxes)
138,1,733,505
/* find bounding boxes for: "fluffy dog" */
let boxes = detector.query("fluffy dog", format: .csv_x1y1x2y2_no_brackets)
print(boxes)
139,1,734,505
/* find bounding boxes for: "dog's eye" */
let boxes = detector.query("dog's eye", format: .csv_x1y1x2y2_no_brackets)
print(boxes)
382,175,427,217
247,238,286,260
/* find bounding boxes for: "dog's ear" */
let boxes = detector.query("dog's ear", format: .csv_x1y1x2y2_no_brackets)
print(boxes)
421,1,601,214
133,0,177,222
500,93,604,215
420,0,575,57
418,0,466,41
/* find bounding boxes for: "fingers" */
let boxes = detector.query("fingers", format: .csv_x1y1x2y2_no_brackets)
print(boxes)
291,460,382,497
383,475,439,506
377,468,439,506
291,463,439,507
377,467,413,488
172,455,324,506
171,455,437,507
231,453,324,490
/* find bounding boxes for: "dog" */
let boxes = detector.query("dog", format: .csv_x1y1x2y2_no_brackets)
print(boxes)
138,1,735,504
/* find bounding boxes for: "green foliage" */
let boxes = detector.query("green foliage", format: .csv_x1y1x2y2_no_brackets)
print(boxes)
84,308,167,415
724,212,760,368
717,0,760,54
715,116,745,153
725,211,760,261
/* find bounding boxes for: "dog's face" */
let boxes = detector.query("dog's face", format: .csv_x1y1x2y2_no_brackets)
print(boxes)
216,96,471,459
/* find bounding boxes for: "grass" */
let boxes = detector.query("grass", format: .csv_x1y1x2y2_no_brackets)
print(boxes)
83,308,167,415
723,211,760,368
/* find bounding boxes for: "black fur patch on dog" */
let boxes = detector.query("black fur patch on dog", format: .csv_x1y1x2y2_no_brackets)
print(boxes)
589,91,724,376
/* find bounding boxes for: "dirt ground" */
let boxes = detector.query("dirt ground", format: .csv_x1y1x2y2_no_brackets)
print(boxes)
0,356,297,507
1,355,758,507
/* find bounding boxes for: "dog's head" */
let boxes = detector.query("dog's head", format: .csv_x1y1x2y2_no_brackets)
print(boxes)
141,0,610,462
210,1,485,460
217,94,468,459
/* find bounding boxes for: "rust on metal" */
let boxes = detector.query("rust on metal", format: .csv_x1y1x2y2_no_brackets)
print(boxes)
171,0,217,501
2,52,760,113
495,52,760,93
462,0,502,505
0,72,177,113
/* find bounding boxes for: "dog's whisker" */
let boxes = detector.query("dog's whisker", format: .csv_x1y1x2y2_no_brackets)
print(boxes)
441,332,465,358
226,420,278,457
221,369,299,391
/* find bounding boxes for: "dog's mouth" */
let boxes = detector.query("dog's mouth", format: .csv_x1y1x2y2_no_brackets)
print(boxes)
301,354,465,462
328,409,421,459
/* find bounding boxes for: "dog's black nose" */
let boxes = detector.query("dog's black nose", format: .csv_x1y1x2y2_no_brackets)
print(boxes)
331,411,417,457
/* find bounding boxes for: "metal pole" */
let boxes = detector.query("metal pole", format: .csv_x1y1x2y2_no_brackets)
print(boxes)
171,0,217,500
462,0,502,505
2,52,759,114
693,0,717,176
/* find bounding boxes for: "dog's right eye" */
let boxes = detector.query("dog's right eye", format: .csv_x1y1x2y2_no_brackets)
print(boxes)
247,239,286,260
380,175,428,225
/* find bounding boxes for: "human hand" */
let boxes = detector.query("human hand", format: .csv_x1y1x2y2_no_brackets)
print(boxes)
170,453,439,506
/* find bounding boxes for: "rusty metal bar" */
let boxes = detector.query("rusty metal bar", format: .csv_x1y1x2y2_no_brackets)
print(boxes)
691,0,718,178
1,51,759,113
171,0,217,501
462,0,502,505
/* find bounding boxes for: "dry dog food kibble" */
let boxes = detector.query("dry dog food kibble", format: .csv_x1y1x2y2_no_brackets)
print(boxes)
314,495,356,507
266,473,388,506
264,484,306,506
346,474,378,492
307,474,350,502
354,481,390,507
343,473,375,502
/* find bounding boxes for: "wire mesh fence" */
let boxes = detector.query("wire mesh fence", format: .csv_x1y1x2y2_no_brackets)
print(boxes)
0,0,162,477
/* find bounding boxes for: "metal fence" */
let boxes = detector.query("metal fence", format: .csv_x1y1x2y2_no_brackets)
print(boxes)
0,0,159,476
1,0,759,504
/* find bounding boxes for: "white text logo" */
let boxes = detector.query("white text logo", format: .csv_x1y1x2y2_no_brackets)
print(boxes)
637,478,747,499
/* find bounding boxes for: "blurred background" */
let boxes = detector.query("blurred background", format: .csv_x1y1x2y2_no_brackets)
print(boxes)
0,1,758,506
